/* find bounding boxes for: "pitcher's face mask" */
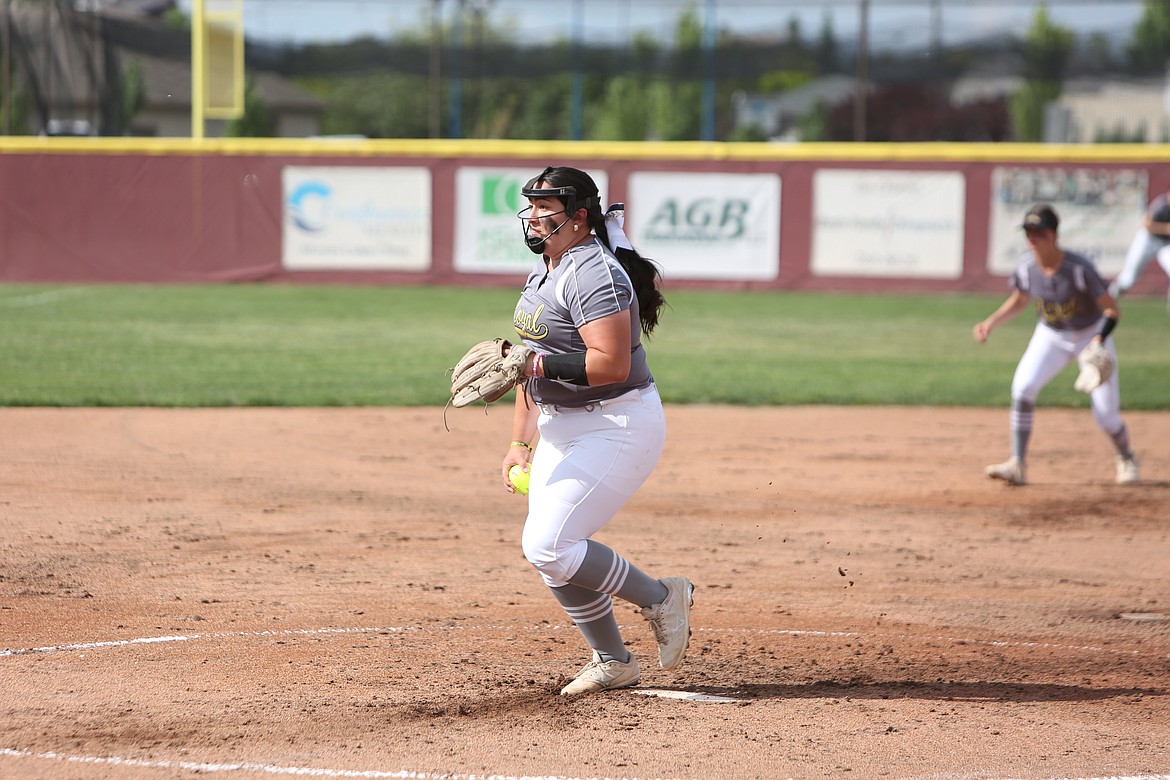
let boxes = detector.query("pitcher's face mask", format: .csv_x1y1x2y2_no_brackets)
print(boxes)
517,184,579,254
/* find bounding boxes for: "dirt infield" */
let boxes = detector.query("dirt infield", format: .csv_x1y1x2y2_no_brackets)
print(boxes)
2,405,1168,780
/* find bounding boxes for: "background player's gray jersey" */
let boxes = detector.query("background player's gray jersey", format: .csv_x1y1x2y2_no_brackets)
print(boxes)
1012,249,1107,331
513,237,653,407
1148,194,1170,241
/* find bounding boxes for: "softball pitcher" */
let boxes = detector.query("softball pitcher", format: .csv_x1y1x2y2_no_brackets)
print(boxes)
500,166,693,696
974,204,1140,487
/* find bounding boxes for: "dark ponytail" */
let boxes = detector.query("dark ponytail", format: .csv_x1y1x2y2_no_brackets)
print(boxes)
593,219,666,337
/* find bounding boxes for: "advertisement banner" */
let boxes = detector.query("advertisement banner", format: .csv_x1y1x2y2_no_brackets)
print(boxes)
987,167,1147,277
282,166,431,271
626,172,781,281
454,167,609,274
812,169,965,279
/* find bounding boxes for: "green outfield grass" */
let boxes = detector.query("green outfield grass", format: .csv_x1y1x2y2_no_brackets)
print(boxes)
0,283,1165,409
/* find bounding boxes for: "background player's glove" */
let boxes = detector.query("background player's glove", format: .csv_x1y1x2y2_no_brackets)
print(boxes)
449,338,533,408
1073,341,1114,394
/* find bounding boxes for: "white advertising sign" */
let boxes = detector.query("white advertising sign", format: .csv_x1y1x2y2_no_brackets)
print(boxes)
987,167,1147,277
627,172,780,281
282,166,431,271
812,169,965,279
454,167,609,274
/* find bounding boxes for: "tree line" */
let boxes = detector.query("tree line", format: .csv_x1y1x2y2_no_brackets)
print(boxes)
4,1,1170,141
244,1,1170,143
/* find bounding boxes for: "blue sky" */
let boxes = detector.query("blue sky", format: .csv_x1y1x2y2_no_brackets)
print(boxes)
185,0,1145,51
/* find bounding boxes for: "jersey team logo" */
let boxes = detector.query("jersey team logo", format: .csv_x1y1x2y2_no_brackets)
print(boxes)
513,303,549,341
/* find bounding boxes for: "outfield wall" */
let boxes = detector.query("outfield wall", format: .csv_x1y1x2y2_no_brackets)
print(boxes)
2,137,1169,294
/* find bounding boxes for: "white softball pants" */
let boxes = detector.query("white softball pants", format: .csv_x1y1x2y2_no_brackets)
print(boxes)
521,385,665,588
1012,322,1122,433
1115,230,1170,295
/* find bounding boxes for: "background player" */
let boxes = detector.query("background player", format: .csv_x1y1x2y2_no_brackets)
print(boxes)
973,204,1140,487
1110,181,1170,308
501,165,693,696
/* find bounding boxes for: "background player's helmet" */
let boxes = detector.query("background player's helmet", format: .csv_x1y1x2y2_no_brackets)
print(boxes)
1021,203,1059,232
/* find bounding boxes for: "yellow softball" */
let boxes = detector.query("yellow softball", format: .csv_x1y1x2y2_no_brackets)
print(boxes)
508,464,530,495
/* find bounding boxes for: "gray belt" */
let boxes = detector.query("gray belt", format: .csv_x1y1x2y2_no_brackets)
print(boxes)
538,386,645,416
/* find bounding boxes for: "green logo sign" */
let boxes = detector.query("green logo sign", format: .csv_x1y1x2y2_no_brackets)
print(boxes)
645,198,751,240
481,175,521,216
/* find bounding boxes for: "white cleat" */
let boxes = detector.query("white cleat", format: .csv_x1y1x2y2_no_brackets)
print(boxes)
640,577,694,670
985,457,1027,486
1115,455,1140,485
559,651,640,696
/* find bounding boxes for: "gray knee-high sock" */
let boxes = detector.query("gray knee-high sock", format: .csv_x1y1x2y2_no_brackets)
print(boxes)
550,583,629,663
1109,423,1133,457
1011,399,1034,460
568,539,668,608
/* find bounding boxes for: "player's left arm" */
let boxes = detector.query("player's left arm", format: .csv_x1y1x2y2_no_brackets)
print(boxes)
1091,292,1120,346
537,310,633,386
576,310,632,386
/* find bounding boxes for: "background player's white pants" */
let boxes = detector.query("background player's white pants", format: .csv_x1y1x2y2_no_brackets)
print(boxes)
521,385,665,588
1012,322,1122,433
1115,230,1170,295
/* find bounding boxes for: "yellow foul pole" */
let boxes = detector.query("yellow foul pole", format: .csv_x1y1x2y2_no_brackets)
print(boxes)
192,0,206,139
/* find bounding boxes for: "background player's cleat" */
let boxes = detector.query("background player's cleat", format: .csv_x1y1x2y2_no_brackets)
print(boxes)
559,651,640,696
1116,455,1140,485
641,577,693,670
985,457,1027,486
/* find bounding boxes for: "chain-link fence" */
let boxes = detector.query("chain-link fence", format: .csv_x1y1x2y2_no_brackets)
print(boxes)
2,0,1167,142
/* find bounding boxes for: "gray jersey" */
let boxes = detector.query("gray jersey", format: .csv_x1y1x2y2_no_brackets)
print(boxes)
513,237,653,407
1148,194,1170,245
1011,250,1107,331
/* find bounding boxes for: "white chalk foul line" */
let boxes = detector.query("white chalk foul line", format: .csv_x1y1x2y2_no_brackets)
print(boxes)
2,749,1168,780
0,748,612,780
0,626,414,657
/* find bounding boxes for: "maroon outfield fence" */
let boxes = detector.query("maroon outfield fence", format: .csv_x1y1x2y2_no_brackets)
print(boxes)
2,137,1168,296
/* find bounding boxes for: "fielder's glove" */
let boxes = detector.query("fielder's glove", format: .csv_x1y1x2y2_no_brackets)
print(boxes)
449,338,533,409
1073,340,1114,394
